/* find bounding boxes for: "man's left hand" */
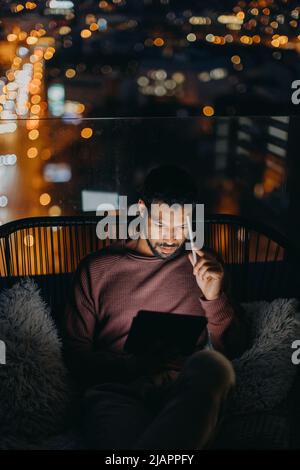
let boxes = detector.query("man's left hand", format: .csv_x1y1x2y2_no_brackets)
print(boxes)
188,249,224,300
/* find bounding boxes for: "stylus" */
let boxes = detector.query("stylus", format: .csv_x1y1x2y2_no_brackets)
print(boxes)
187,215,197,266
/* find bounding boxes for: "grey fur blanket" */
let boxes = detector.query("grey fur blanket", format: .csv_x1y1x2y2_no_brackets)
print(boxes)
230,298,300,414
0,279,71,445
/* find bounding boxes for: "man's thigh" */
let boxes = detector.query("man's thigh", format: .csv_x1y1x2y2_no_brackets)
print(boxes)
82,381,156,449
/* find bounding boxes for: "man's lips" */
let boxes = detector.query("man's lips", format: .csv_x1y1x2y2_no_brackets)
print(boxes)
160,245,177,253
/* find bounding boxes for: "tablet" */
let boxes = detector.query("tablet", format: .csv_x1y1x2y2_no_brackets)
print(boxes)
124,310,208,355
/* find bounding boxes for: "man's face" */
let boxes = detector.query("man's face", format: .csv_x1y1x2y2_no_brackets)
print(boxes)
141,200,193,259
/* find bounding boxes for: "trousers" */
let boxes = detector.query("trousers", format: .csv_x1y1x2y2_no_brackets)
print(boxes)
82,350,235,450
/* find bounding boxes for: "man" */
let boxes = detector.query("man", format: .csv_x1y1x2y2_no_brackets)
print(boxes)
63,165,246,450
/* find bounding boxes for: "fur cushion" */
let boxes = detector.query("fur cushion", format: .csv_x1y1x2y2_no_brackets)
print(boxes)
0,279,71,443
230,298,300,414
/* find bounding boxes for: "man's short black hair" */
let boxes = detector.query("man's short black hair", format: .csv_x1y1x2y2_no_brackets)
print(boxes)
140,165,198,208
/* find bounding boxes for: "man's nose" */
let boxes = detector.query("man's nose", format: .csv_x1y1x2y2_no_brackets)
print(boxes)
161,226,176,240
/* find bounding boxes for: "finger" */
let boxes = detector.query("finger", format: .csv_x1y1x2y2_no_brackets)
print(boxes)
194,251,220,266
198,267,219,282
192,257,218,274
199,249,220,260
195,249,216,260
196,249,222,264
194,258,223,275
196,261,222,276
193,261,216,276
192,258,207,274
190,247,218,260
198,266,223,281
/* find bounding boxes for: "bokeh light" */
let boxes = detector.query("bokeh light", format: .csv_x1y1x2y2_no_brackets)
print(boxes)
27,147,38,159
203,106,215,116
39,193,51,206
81,127,93,139
28,129,39,140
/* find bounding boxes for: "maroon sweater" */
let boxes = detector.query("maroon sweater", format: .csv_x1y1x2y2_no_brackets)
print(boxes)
63,242,243,387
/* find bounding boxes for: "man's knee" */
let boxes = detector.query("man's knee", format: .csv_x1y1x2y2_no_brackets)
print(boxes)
182,350,235,395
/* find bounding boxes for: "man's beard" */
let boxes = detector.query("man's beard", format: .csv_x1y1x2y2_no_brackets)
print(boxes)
145,238,185,260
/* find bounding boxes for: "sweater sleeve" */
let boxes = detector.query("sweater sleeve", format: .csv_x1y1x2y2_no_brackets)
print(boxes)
196,247,248,358
62,258,140,388
199,292,247,358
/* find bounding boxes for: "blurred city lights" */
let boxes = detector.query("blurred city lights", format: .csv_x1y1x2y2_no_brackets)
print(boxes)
187,33,196,42
48,84,65,116
39,193,51,206
81,127,93,138
0,196,8,208
81,29,92,39
28,129,39,140
41,149,51,161
0,123,17,134
48,205,62,216
98,18,108,31
0,0,299,228
153,38,164,47
44,163,72,182
49,0,74,8
231,55,241,64
0,154,17,166
27,147,38,159
203,106,215,116
217,15,243,25
65,68,76,78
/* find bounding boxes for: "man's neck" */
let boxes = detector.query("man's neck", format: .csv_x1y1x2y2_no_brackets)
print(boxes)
125,238,155,257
